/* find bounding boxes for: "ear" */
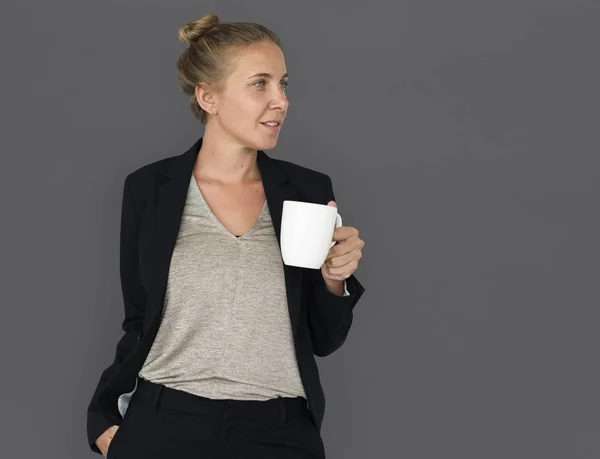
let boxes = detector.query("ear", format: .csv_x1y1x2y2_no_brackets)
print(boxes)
195,83,218,116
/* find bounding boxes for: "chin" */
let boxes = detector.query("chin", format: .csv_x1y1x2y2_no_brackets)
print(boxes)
259,142,278,151
254,137,279,151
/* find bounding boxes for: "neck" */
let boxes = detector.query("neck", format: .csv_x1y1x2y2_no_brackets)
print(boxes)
194,128,261,185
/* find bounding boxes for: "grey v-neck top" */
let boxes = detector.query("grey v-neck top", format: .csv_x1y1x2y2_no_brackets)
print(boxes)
137,173,307,401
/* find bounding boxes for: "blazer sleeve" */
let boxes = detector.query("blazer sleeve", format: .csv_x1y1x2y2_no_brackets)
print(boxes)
306,174,366,357
86,175,147,454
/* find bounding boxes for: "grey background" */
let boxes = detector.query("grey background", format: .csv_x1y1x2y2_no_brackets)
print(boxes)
1,0,598,458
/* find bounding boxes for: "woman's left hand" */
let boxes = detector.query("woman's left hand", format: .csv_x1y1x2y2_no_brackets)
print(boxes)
320,201,365,284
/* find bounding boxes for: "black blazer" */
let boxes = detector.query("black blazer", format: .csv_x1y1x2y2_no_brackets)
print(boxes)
86,135,366,454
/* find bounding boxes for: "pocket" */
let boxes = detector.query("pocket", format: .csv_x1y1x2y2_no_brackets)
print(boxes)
106,399,137,459
105,426,121,459
297,415,326,459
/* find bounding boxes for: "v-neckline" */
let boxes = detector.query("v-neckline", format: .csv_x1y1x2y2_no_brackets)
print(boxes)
190,174,267,240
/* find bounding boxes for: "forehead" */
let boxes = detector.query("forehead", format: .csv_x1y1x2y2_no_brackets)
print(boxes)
229,41,286,76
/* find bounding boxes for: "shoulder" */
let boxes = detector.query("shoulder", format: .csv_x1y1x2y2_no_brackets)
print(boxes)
119,153,180,213
125,154,176,187
120,149,336,205
274,156,328,178
272,156,332,187
271,156,336,204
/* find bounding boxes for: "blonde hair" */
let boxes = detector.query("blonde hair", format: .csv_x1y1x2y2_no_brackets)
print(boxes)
176,13,283,124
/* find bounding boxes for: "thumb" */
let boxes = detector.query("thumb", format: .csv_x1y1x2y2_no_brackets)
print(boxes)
326,200,337,208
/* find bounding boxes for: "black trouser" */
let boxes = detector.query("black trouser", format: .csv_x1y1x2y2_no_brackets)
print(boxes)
106,377,326,459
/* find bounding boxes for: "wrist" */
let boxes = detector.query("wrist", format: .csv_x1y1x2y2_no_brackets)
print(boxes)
324,278,344,296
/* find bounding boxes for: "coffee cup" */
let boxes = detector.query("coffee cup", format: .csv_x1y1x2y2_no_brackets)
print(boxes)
280,200,342,269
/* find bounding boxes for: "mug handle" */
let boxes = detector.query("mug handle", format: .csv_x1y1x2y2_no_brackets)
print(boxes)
330,213,343,248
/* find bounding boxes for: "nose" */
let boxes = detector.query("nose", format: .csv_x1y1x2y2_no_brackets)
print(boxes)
271,88,289,111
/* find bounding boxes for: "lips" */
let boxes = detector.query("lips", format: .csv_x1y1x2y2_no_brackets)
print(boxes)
261,122,281,131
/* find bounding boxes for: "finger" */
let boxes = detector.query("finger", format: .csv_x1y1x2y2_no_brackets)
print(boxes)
332,225,359,242
327,238,363,261
326,250,361,269
324,260,357,280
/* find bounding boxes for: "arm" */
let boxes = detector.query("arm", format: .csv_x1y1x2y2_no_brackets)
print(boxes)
86,175,146,454
306,175,366,357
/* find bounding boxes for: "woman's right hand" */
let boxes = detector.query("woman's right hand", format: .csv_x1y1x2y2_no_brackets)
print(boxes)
95,425,119,457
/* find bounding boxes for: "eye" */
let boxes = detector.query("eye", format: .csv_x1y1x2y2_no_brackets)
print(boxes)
253,80,289,89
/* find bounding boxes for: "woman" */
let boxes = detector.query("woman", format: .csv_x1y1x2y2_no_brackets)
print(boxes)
87,13,366,458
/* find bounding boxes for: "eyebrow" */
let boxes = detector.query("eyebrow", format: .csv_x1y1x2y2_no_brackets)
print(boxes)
248,72,289,80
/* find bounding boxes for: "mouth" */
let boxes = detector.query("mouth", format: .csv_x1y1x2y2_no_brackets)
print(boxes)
260,121,281,131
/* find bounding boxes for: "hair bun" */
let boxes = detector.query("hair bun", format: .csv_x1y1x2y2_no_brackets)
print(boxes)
178,13,220,45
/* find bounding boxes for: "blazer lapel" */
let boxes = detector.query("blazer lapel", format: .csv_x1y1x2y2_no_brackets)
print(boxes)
144,136,305,337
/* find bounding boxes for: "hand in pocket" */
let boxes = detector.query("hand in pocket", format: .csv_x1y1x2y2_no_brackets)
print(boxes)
95,425,119,457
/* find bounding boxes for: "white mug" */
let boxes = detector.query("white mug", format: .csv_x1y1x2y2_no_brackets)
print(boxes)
280,200,343,269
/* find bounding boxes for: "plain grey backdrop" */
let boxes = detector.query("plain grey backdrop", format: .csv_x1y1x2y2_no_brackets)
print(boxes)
1,0,598,458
